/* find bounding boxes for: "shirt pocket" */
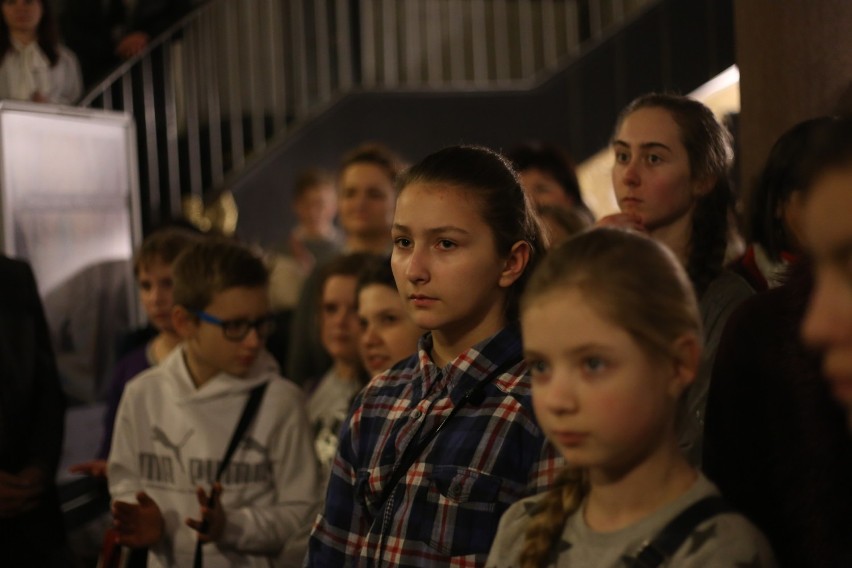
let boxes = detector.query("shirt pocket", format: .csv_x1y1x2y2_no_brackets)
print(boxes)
426,465,503,557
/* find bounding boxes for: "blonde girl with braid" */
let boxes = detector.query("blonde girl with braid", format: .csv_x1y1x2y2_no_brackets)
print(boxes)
485,228,776,568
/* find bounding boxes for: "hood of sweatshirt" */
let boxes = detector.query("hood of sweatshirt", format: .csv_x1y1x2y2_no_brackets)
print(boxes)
160,345,282,405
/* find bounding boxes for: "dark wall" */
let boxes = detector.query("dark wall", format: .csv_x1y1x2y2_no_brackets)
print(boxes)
232,0,734,246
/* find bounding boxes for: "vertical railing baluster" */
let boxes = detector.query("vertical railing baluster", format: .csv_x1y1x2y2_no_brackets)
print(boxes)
267,0,286,133
381,0,398,87
470,0,487,85
316,0,332,101
121,73,134,116
448,0,465,84
566,0,580,56
493,0,510,82
245,3,264,153
541,0,558,70
289,0,308,119
518,0,534,79
225,1,245,171
614,0,626,23
589,0,603,39
161,40,182,217
361,0,377,86
404,0,421,86
140,57,160,227
336,0,353,91
183,23,202,199
204,7,224,188
102,86,113,111
425,0,441,86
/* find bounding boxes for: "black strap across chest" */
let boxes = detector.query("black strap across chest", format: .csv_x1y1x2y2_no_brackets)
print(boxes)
193,382,268,568
630,495,734,568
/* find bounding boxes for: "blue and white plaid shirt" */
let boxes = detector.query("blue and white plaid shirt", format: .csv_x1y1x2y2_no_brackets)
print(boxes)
306,325,563,567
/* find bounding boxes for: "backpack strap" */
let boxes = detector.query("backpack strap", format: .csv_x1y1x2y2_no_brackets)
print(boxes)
631,495,734,568
193,382,269,568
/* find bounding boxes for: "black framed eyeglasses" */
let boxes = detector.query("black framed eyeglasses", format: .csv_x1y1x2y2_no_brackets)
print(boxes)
194,311,276,342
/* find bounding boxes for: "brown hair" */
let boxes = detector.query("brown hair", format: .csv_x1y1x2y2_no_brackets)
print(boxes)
339,142,405,188
317,252,384,310
293,167,335,201
518,228,702,566
397,145,546,322
172,238,269,313
507,141,589,212
613,93,735,297
134,227,202,278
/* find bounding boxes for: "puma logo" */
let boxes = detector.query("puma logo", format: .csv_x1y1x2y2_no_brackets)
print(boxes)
151,427,193,473
241,436,270,461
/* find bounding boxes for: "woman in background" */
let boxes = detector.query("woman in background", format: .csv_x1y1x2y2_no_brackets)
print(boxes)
0,0,82,104
599,93,753,465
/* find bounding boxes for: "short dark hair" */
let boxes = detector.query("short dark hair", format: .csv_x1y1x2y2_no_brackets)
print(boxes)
339,142,405,187
293,168,335,201
355,256,396,300
134,227,202,277
317,252,384,308
172,238,269,312
507,142,587,210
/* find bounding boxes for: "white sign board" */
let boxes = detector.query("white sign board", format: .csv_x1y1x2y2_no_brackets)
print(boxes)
0,101,141,403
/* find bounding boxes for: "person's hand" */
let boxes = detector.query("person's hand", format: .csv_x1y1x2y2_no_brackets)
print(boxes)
69,459,108,479
186,483,225,543
596,212,647,233
112,491,165,548
115,32,150,59
0,467,47,517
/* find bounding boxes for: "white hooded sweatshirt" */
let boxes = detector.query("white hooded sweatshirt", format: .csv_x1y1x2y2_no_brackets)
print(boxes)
108,347,321,567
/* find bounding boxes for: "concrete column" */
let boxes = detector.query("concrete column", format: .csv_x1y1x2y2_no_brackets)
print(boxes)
735,1,852,190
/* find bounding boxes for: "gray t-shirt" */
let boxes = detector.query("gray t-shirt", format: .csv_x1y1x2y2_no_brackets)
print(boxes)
486,473,776,568
307,369,362,485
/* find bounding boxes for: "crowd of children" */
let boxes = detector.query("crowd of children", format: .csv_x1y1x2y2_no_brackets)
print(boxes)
50,94,852,568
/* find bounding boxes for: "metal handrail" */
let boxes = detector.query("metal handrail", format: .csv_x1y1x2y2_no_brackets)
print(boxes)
80,0,658,233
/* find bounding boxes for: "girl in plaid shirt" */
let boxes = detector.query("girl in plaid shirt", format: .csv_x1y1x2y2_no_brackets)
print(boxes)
306,145,563,567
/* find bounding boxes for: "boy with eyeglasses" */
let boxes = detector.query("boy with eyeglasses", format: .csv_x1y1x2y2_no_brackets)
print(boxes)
107,238,321,567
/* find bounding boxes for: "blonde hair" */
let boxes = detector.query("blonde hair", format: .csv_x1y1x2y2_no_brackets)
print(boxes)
520,468,587,568
518,228,702,566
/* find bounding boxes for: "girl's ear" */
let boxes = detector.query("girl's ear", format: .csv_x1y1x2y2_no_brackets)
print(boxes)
668,332,701,397
498,240,532,288
171,305,197,340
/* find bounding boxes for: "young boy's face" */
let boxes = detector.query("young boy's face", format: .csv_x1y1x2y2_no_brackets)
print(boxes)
295,184,337,232
138,258,175,333
183,285,271,384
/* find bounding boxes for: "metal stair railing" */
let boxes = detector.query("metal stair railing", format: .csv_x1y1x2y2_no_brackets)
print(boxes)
79,0,658,233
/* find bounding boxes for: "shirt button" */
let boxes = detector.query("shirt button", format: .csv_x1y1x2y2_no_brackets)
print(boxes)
411,409,421,419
